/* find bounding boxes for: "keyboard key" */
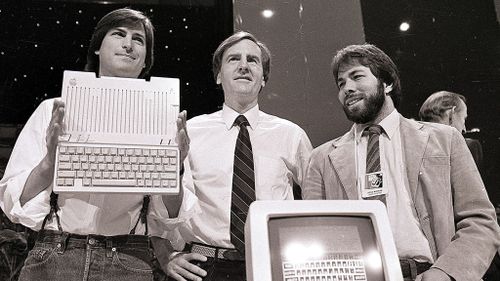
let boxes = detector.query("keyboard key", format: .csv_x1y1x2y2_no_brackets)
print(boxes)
58,171,76,178
76,147,85,155
58,162,71,170
56,179,65,186
59,146,67,154
92,179,137,187
59,155,70,162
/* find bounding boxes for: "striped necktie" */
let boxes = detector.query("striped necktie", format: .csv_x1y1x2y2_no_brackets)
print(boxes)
365,125,386,205
230,115,256,252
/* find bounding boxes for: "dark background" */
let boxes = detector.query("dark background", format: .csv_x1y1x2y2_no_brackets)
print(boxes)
0,0,232,125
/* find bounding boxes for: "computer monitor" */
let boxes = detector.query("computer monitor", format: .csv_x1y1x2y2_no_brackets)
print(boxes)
245,200,402,281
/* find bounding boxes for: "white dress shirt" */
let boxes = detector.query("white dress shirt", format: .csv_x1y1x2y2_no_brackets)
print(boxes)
354,109,433,262
0,98,197,237
178,104,313,248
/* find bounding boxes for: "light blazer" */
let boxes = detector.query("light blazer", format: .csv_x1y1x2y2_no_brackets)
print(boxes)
303,115,500,281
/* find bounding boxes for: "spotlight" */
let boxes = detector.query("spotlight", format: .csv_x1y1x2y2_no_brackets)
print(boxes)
262,9,274,18
399,22,410,31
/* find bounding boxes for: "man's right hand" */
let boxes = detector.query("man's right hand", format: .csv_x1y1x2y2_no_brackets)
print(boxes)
20,99,65,206
46,99,66,164
167,252,207,281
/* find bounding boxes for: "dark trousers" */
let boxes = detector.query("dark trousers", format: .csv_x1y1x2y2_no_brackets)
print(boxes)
194,257,246,281
165,242,246,281
165,257,245,281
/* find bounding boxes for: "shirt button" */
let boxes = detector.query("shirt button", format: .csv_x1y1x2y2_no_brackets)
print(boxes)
88,238,96,245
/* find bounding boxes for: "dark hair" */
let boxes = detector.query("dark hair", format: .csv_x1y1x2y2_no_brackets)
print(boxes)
84,8,154,78
331,44,402,109
419,91,466,122
212,31,271,84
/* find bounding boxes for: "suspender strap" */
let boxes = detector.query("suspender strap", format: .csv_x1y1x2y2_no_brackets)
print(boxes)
41,192,62,231
41,193,150,235
130,195,150,235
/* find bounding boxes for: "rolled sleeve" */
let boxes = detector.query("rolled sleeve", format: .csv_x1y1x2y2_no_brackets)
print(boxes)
0,99,54,230
148,188,200,237
2,171,51,229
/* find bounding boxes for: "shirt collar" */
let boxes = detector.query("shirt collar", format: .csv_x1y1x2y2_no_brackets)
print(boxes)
222,103,259,130
354,109,400,141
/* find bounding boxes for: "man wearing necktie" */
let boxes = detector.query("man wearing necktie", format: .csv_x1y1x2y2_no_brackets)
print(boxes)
158,31,313,281
303,44,499,281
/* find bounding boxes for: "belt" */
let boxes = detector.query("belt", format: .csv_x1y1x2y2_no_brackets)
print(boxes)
400,259,432,278
37,229,150,250
189,242,245,261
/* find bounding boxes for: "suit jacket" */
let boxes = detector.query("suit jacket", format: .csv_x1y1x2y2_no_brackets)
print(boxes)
303,115,500,281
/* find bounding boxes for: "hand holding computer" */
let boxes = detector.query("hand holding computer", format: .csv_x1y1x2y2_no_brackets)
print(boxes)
20,99,65,206
176,110,189,164
46,99,65,167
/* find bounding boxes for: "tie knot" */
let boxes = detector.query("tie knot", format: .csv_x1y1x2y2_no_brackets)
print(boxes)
234,115,250,128
365,124,383,136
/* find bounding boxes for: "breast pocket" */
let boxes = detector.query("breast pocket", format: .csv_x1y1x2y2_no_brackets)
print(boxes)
419,156,451,201
255,155,291,199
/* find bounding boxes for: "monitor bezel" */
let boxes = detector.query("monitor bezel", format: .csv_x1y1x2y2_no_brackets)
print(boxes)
245,200,403,281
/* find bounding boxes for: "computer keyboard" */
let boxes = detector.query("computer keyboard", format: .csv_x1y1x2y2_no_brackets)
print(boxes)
53,142,180,194
282,254,367,281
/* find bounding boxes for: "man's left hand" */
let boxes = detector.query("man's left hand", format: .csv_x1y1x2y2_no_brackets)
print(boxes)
416,268,452,281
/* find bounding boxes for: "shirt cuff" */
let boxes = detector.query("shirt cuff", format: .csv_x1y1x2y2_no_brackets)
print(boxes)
148,187,201,232
2,171,51,230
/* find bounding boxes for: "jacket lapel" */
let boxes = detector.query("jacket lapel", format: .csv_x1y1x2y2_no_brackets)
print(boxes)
328,128,358,199
400,117,429,199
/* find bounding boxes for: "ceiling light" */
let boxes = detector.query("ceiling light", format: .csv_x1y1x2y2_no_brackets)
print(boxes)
262,9,274,18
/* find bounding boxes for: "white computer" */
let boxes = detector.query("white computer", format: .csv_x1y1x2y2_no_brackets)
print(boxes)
245,200,402,281
53,70,180,194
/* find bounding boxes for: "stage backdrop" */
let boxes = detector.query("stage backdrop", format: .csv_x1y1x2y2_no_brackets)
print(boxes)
233,0,364,147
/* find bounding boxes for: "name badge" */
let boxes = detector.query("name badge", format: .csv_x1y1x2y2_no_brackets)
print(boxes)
361,171,388,198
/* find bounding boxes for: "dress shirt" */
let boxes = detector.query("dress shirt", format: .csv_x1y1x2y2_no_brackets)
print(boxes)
0,98,198,237
354,109,433,263
178,104,312,248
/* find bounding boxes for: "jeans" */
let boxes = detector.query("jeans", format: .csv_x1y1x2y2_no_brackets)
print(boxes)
18,230,154,281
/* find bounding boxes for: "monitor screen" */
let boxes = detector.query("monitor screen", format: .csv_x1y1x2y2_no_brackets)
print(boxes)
245,200,402,281
268,216,383,281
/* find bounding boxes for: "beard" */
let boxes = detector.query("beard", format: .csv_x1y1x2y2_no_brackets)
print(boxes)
342,82,386,124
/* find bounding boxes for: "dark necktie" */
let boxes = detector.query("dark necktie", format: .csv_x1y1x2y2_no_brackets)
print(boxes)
230,115,256,252
365,125,386,205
